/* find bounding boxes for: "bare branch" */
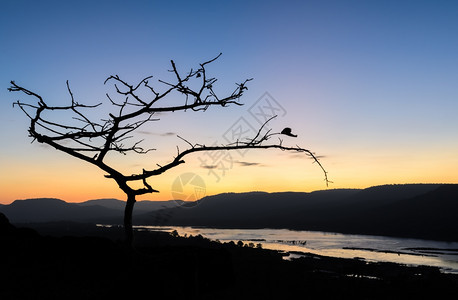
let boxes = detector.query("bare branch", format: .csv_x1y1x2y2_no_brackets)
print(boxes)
245,115,277,145
9,54,328,245
119,116,329,187
177,135,194,148
10,54,328,245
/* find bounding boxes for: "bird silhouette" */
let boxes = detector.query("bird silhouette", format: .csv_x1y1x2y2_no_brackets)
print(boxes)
281,127,297,137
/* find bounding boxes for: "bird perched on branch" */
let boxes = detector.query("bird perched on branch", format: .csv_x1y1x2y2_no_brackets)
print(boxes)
281,127,297,137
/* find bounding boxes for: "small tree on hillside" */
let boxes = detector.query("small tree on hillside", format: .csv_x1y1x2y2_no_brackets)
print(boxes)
8,54,328,245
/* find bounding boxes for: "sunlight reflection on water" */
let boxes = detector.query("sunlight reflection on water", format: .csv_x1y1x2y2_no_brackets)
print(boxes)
133,225,458,274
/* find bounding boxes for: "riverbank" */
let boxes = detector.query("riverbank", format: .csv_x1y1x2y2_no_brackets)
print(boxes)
132,225,458,274
2,219,458,299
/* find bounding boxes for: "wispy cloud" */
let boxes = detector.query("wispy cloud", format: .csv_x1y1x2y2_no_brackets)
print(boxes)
236,161,263,167
200,161,263,169
161,132,176,137
288,153,327,160
201,165,218,169
138,131,176,137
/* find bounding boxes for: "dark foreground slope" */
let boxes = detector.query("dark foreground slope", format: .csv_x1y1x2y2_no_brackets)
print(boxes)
1,213,458,300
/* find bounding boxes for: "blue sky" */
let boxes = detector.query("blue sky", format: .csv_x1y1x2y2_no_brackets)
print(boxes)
1,0,458,203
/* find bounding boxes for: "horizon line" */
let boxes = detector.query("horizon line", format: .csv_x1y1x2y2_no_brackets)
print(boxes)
2,183,455,205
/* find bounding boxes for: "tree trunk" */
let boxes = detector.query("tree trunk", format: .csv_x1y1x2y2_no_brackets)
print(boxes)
124,193,136,246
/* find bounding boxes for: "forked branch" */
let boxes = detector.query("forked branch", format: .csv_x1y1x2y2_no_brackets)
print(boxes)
122,116,330,189
9,54,328,245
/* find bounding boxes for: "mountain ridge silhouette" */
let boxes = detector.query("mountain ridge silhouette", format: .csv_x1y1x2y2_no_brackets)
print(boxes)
0,198,183,223
139,183,457,241
2,184,457,241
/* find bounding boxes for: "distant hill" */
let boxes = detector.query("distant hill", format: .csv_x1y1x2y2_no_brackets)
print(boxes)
78,198,126,211
78,198,182,212
351,184,458,240
0,198,121,223
137,184,458,241
0,198,183,224
2,184,457,241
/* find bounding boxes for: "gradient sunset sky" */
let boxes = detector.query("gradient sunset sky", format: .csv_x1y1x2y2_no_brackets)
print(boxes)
1,0,457,204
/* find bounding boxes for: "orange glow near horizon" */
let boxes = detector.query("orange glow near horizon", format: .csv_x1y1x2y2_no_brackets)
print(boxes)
2,144,457,205
2,0,458,208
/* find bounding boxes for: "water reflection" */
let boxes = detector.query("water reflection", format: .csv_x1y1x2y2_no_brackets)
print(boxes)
134,225,458,274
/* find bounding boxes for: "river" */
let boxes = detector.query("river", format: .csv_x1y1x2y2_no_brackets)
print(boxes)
133,225,458,274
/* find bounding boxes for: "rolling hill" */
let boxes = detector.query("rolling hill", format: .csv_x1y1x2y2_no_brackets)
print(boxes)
2,184,457,241
0,198,183,224
137,184,458,241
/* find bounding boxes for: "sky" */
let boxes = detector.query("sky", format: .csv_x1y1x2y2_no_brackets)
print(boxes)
1,0,458,204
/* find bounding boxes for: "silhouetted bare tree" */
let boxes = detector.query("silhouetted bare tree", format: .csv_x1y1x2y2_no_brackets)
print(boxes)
9,54,328,245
